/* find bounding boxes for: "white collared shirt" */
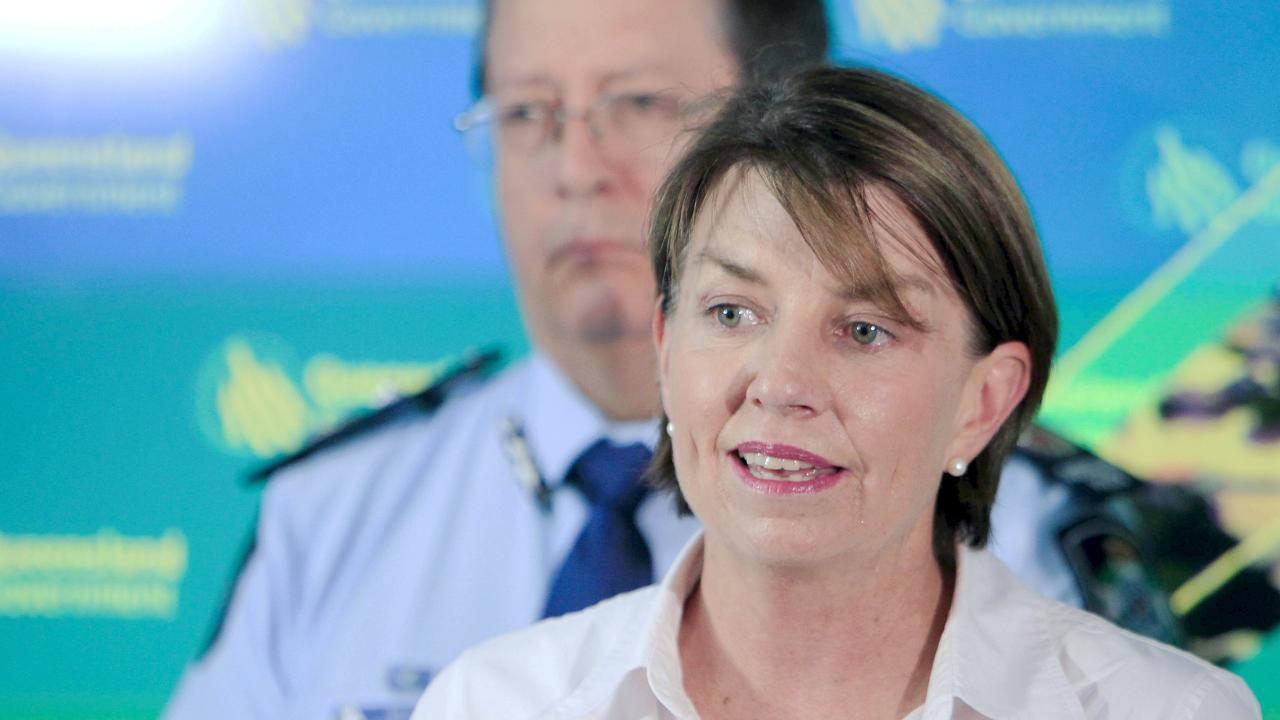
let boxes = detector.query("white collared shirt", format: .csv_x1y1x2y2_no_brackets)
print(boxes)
413,534,1260,720
164,354,701,720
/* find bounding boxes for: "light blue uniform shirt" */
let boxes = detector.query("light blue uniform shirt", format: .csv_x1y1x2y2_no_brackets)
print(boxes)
988,454,1085,607
164,354,702,720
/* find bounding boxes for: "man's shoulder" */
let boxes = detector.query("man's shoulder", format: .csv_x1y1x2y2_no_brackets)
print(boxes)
418,587,657,719
262,357,532,516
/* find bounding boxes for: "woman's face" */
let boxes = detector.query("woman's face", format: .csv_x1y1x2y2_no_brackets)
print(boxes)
656,170,1013,571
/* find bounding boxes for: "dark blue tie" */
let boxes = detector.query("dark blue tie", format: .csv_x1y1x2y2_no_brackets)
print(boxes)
542,440,654,618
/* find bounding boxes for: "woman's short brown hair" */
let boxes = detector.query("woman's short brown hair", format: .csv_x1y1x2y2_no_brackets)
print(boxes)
647,65,1058,566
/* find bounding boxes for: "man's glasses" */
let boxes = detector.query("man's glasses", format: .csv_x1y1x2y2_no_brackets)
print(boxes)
454,89,692,167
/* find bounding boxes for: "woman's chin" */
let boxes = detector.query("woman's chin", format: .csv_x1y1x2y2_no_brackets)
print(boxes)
714,515,854,569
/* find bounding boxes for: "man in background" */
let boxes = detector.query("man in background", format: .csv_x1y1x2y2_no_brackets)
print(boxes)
164,1,829,717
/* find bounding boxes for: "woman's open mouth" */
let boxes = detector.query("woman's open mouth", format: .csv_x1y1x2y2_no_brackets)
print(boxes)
730,442,845,495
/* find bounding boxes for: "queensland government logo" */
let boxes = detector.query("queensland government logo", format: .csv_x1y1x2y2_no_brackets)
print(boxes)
0,528,187,620
850,0,1171,53
0,131,193,215
1140,126,1280,236
195,332,452,459
249,0,479,49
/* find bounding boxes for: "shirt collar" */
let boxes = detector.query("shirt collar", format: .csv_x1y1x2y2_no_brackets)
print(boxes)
520,352,659,486
637,535,704,717
555,536,1089,720
552,532,706,718
922,544,1086,720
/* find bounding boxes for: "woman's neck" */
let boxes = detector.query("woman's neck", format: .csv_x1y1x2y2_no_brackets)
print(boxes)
679,533,953,720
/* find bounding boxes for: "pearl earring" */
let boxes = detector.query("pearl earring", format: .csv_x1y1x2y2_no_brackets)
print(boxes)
947,458,968,477
665,421,674,438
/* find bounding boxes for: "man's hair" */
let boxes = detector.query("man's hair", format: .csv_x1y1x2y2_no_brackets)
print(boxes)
646,66,1059,568
471,0,829,97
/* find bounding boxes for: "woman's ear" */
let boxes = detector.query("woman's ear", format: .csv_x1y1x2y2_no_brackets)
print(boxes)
655,294,675,412
653,296,671,396
947,341,1031,462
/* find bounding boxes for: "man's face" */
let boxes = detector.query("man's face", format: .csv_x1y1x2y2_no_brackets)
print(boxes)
485,0,737,363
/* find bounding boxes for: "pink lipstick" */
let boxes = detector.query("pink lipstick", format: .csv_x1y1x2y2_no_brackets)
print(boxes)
730,442,844,496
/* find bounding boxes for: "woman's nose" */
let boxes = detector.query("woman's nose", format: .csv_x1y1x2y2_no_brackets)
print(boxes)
744,328,828,417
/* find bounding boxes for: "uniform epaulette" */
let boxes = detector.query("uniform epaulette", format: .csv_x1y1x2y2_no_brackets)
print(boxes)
248,347,503,482
1013,424,1280,657
1014,424,1140,497
1011,425,1181,645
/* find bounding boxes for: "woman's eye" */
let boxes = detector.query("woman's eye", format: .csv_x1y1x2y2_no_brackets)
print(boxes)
714,305,747,328
849,321,889,346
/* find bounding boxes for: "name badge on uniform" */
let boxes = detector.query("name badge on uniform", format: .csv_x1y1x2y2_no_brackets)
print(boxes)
329,665,434,720
333,705,414,720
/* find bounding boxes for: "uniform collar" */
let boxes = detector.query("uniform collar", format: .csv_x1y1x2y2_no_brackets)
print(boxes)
520,352,658,486
555,536,1090,719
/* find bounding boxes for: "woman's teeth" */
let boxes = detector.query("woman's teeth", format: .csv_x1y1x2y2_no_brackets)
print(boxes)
740,452,822,481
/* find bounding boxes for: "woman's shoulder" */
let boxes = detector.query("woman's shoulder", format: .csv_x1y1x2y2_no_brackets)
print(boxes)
1039,593,1259,717
956,546,1258,718
411,585,660,720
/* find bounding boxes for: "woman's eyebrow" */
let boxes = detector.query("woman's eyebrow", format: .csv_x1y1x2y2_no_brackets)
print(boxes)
836,273,936,302
694,250,766,285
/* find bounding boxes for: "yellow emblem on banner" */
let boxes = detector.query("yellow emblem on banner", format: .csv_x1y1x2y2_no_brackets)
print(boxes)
197,333,450,459
217,339,312,458
1147,126,1242,236
249,0,312,49
851,0,946,52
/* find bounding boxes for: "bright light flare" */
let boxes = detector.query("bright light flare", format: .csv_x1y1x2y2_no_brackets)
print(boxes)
0,0,226,58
